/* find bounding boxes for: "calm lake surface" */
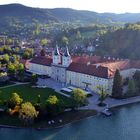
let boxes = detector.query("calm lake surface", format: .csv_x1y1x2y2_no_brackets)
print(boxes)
1,103,140,140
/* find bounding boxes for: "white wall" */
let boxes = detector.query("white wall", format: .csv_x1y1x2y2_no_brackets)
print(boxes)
120,68,140,79
28,62,52,76
51,65,66,83
66,71,112,95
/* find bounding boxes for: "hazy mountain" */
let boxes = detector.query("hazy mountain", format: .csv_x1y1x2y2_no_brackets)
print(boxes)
1,3,140,25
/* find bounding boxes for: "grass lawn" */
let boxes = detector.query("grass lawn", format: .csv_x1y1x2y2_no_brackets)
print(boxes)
34,110,97,129
0,84,75,108
0,110,97,128
0,84,95,128
0,81,15,87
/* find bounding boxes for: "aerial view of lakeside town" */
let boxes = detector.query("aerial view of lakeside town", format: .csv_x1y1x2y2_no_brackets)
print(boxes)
0,0,140,140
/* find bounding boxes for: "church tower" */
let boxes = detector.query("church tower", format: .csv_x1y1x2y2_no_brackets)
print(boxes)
62,46,72,67
53,44,61,64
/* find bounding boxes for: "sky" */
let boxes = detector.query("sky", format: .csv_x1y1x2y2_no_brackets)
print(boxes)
0,0,140,13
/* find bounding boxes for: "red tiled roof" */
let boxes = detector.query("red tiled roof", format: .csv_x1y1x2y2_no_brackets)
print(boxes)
72,55,102,64
98,60,130,72
71,55,120,64
130,60,140,69
67,62,109,79
30,56,52,66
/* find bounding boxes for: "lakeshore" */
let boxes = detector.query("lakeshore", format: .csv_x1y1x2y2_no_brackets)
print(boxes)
1,94,140,129
0,110,97,129
0,81,140,129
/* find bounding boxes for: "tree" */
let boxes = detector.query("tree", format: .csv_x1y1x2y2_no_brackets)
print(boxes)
22,51,30,59
76,31,82,40
7,63,16,75
35,94,41,109
40,49,46,56
46,95,59,105
37,94,41,104
133,70,140,81
127,79,137,96
3,45,12,54
9,93,23,108
62,36,69,45
40,38,48,46
22,48,33,59
112,69,123,98
19,102,38,125
72,88,87,107
46,95,63,116
17,63,24,75
96,86,107,106
133,71,140,92
31,74,38,85
1,54,9,64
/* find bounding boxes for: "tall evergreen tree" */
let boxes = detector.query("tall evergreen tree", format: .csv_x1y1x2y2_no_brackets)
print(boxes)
127,79,137,96
112,69,123,98
133,71,140,92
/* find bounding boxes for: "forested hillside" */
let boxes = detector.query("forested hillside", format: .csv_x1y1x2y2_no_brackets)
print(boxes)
96,23,140,59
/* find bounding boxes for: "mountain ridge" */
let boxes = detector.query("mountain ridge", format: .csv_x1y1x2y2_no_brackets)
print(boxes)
0,3,140,25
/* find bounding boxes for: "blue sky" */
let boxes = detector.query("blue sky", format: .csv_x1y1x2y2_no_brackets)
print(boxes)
0,0,140,13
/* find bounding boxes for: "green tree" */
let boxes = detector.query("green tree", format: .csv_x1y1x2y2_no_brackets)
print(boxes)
9,93,23,108
31,74,38,85
46,95,59,105
40,38,48,46
72,88,87,107
127,79,137,96
37,94,41,104
76,31,82,40
22,48,33,59
19,102,38,125
17,63,24,75
112,69,123,98
96,86,107,106
62,36,69,45
3,45,12,54
7,63,16,75
2,54,9,64
133,70,140,92
6,38,13,45
22,51,30,59
46,95,63,116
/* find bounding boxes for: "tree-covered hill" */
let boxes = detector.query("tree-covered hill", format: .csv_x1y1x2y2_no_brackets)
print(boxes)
96,23,140,59
1,3,140,26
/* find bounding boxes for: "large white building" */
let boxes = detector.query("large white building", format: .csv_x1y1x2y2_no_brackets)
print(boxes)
27,46,140,95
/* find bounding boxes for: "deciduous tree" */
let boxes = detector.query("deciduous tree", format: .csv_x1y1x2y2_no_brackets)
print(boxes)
19,102,38,125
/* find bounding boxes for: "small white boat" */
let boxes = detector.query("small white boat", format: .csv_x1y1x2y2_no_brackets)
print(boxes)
101,109,112,116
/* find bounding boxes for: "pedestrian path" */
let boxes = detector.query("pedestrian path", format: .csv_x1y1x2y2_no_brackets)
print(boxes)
0,82,29,89
80,94,140,112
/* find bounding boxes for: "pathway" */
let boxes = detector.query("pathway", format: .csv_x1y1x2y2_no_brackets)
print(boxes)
80,93,140,112
37,78,70,98
106,96,140,108
0,82,30,89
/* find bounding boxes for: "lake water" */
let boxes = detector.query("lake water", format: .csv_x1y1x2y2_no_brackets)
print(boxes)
1,103,140,140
